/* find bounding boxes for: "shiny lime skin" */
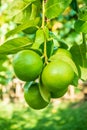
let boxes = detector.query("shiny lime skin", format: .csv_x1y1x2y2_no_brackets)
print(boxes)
55,48,72,58
24,82,49,110
41,60,74,92
51,87,68,98
13,50,43,81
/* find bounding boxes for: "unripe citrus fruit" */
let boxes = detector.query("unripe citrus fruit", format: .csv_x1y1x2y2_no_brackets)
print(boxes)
55,48,72,58
24,82,49,110
41,60,74,92
51,87,68,98
13,50,43,81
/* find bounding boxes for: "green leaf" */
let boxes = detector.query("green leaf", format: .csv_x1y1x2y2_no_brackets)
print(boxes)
74,20,87,33
45,0,72,19
70,43,87,80
32,27,51,53
0,55,8,72
32,28,45,49
0,55,7,61
46,40,54,58
0,37,32,55
79,6,87,21
0,66,7,72
83,0,87,5
70,0,78,13
0,75,7,85
30,0,41,20
80,67,87,80
70,44,86,67
6,17,40,38
8,0,26,18
49,32,68,49
14,3,32,24
29,4,38,20
8,0,36,19
23,0,36,3
13,0,41,24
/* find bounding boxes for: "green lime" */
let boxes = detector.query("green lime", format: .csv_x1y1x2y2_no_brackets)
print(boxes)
24,82,49,110
41,60,74,92
13,50,43,81
51,87,68,98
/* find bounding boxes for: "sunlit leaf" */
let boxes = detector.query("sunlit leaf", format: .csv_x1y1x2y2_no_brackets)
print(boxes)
79,6,87,21
70,44,86,67
8,0,36,19
32,28,45,49
0,37,32,55
74,20,87,33
45,0,72,19
70,43,87,80
6,17,40,38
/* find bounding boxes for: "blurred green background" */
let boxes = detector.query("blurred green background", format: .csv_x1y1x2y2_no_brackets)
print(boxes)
0,101,87,130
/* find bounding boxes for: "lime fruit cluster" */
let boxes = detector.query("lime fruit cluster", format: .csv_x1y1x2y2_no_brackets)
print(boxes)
12,49,76,110
41,48,75,99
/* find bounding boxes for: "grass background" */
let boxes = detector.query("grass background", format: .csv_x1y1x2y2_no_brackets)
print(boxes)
0,100,87,130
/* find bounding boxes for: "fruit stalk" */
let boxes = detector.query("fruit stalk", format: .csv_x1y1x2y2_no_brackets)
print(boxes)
42,0,48,64
42,0,45,28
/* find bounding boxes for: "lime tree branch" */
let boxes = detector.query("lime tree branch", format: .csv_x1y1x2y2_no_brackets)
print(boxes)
42,0,48,64
42,0,45,28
